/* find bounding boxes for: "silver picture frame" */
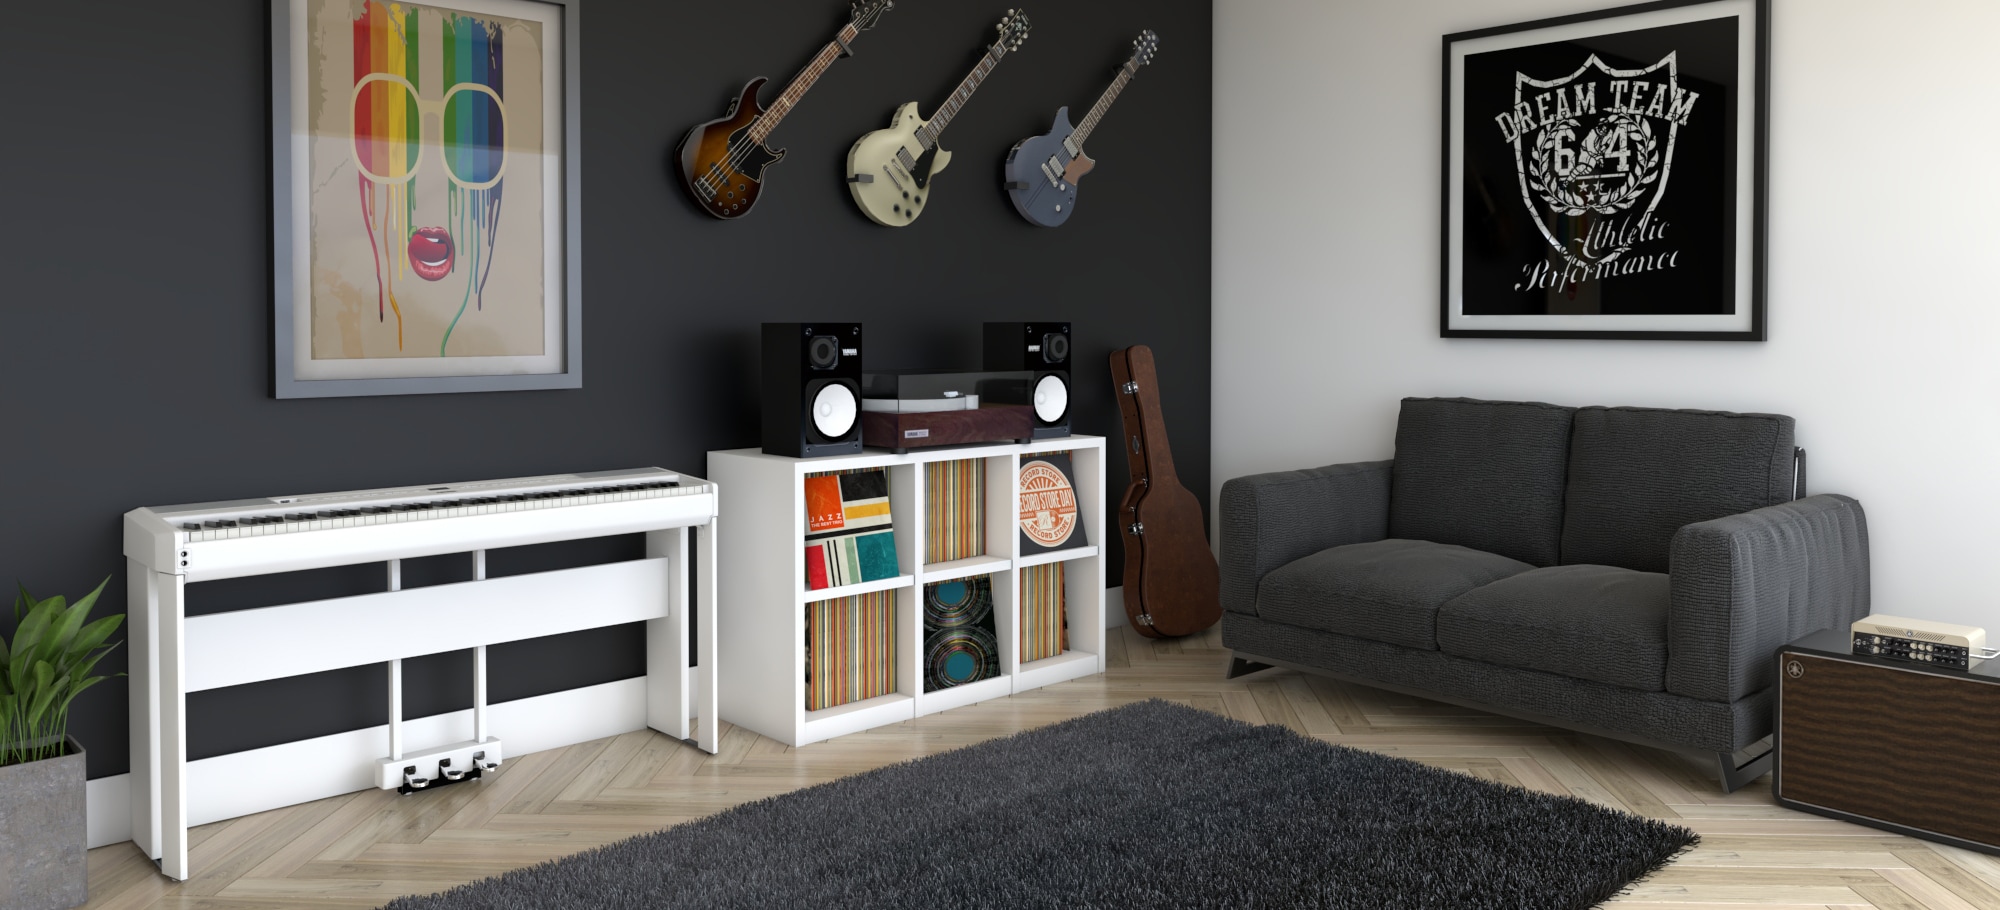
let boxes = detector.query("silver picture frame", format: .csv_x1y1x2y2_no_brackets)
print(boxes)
271,0,584,397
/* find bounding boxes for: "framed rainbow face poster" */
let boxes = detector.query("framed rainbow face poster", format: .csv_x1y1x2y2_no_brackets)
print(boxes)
272,0,581,397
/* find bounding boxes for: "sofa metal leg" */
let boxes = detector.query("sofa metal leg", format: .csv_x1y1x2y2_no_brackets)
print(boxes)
1716,747,1773,793
1226,656,1275,680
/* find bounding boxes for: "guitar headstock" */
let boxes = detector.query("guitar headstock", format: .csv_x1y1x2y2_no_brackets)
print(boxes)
1131,30,1159,67
850,0,893,31
994,9,1031,52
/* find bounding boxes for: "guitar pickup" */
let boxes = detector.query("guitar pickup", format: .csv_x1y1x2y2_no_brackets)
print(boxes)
847,174,874,184
1006,180,1031,190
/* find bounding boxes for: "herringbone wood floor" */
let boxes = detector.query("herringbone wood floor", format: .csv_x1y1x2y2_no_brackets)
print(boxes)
81,624,2000,909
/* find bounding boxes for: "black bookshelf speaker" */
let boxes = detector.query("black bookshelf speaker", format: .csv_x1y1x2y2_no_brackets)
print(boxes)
983,322,1071,439
762,323,864,458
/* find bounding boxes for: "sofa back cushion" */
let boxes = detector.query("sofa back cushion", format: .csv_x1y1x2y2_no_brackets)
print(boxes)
1561,406,1796,573
1388,398,1575,567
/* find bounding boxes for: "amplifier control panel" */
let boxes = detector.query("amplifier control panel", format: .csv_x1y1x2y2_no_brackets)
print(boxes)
1852,632,1972,670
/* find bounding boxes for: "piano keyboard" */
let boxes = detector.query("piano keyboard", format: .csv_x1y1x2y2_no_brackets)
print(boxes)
146,468,694,543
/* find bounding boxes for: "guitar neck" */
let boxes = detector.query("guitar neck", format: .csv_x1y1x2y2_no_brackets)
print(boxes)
919,43,1008,147
1073,59,1139,147
748,22,860,145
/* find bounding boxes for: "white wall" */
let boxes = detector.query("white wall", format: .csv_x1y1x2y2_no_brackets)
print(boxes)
1213,0,2000,629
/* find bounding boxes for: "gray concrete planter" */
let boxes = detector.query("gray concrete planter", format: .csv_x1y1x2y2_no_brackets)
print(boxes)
0,736,87,910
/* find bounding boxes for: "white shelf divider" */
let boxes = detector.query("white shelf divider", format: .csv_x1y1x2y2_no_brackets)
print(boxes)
798,575,915,604
711,437,1106,747
1017,545,1099,570
918,554,1012,584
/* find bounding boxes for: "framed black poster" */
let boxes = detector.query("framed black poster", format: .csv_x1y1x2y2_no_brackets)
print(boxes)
1442,0,1768,340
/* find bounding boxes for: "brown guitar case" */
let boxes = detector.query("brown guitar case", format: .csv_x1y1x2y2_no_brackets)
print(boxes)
1109,345,1221,638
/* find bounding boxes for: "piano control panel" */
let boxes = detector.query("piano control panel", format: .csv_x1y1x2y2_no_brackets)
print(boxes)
137,468,699,543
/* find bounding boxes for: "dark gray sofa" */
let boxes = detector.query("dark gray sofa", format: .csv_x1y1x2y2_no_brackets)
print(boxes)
1219,397,1871,791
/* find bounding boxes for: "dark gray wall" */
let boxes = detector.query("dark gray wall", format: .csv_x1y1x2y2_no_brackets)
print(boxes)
0,0,1211,779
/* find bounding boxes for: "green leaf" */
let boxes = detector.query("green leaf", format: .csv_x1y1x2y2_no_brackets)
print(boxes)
39,597,90,666
25,661,57,727
65,647,116,693
67,616,123,662
7,604,53,692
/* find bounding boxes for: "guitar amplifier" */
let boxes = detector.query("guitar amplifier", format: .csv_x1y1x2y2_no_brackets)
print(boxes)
1776,629,2000,855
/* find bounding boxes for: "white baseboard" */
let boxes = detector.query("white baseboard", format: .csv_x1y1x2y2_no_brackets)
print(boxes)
86,775,131,849
87,675,690,849
1105,585,1126,628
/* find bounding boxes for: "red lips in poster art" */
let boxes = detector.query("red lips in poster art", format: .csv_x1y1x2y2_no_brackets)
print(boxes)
407,226,455,281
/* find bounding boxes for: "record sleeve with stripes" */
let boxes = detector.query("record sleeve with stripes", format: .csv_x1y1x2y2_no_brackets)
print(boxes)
925,459,986,563
805,590,898,711
804,469,899,590
1020,563,1069,662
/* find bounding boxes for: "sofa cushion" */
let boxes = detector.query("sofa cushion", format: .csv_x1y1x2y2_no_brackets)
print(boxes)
1437,565,1670,692
1561,406,1796,573
1256,539,1533,650
1388,397,1575,567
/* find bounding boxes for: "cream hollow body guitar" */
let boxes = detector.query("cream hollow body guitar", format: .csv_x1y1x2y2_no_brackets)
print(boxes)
846,9,1030,226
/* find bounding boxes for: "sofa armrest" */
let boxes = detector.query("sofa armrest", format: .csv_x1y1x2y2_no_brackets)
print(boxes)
1666,493,1871,703
1219,461,1393,616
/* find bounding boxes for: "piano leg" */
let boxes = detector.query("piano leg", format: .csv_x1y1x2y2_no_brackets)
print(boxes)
473,552,489,744
159,569,190,880
126,561,161,866
386,561,404,766
697,517,719,755
645,528,691,743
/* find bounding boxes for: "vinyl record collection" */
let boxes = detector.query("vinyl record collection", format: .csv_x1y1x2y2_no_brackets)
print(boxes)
922,576,1000,692
805,590,898,711
804,468,900,590
925,458,986,563
1019,563,1068,663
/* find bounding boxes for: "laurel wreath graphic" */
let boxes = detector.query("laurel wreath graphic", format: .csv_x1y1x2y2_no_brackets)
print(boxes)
1528,113,1659,218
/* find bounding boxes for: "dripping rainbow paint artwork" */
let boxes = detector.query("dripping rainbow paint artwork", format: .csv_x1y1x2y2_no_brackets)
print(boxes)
273,0,580,397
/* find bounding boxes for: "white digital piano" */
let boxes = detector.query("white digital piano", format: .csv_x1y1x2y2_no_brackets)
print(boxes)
122,467,718,880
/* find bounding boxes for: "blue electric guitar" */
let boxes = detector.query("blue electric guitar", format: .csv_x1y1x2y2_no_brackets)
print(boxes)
1001,30,1157,228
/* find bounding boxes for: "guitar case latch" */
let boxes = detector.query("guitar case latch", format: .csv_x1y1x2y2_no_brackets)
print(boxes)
1128,522,1144,536
1134,613,1155,627
1121,381,1139,395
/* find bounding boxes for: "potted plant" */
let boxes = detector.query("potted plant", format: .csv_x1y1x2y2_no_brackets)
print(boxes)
1,579,122,910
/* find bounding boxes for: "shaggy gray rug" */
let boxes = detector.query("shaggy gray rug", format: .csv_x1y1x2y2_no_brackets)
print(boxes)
382,699,1695,909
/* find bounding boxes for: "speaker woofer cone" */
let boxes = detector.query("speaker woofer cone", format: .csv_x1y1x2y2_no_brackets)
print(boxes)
1032,373,1069,424
807,380,859,441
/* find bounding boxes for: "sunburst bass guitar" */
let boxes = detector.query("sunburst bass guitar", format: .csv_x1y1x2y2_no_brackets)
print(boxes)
845,10,1031,226
1003,30,1157,228
673,0,895,219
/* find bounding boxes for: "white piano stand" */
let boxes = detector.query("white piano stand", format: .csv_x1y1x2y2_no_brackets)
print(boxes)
123,471,718,881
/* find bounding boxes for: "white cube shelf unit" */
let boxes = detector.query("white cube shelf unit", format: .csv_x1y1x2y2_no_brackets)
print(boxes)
709,436,1106,747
